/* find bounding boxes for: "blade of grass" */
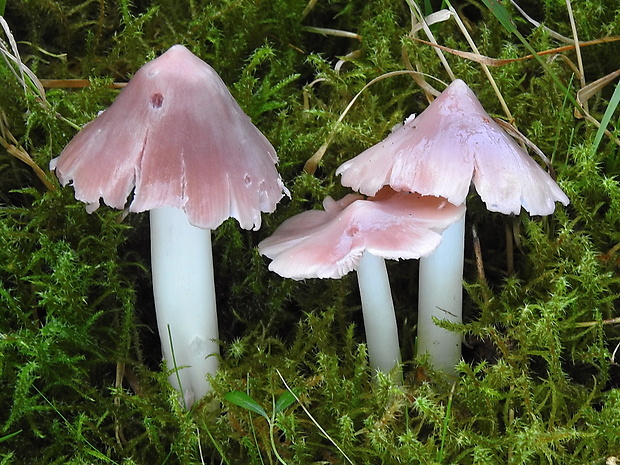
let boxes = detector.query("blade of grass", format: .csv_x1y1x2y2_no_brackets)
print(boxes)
405,0,455,81
0,430,22,443
268,392,290,465
482,0,579,107
276,369,355,465
591,81,620,156
200,424,232,465
565,0,585,92
167,325,188,410
33,386,120,464
436,383,456,463
482,0,517,33
510,0,574,43
223,391,269,419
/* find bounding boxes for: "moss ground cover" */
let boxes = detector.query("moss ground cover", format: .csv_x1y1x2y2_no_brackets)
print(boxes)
1,0,619,463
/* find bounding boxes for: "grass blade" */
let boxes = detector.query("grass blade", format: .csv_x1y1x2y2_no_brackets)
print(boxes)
591,81,620,155
224,391,269,420
482,0,517,33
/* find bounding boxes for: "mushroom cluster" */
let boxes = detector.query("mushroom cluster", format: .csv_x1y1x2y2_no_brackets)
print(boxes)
336,79,569,374
259,187,464,377
259,80,568,375
53,43,569,399
261,79,568,378
51,45,288,408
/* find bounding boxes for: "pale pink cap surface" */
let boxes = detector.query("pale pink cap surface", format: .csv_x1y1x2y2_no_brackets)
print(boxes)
50,44,287,230
258,188,465,280
336,79,569,216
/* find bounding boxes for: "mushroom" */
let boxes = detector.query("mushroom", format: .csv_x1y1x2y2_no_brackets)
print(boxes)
258,188,465,378
50,45,288,408
336,79,569,375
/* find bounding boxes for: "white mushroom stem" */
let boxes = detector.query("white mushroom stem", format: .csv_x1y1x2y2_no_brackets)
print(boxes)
417,213,465,377
357,251,402,381
150,206,220,409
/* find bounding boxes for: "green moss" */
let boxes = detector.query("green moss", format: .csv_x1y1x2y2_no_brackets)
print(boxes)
1,0,619,463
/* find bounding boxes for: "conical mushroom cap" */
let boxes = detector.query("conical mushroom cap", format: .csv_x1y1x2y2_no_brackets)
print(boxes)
51,44,287,230
258,188,465,280
336,79,569,216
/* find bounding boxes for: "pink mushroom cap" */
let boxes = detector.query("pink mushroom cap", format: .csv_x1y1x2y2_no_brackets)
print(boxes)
336,79,569,216
50,44,288,230
258,188,466,280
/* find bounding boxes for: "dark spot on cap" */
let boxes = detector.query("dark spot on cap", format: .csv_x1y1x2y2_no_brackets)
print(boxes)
150,93,164,108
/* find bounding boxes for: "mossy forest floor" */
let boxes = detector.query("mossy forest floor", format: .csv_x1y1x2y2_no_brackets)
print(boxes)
1,0,620,463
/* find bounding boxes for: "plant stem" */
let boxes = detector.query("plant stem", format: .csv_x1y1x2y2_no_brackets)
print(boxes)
417,213,465,376
150,206,219,408
357,251,402,381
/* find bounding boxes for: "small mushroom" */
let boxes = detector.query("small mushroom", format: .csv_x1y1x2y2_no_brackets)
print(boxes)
259,188,464,378
51,45,288,408
336,79,569,375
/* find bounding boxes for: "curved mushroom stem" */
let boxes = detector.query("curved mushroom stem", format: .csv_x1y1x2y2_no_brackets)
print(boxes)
150,206,220,409
417,212,465,377
357,251,402,382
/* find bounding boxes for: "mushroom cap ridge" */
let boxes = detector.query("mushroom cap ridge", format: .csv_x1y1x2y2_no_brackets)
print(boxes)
336,79,569,216
51,44,287,230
